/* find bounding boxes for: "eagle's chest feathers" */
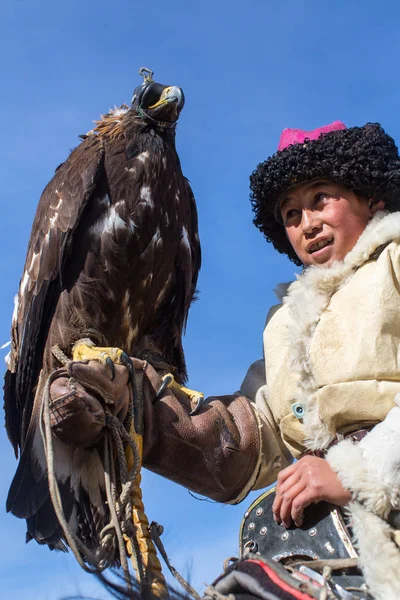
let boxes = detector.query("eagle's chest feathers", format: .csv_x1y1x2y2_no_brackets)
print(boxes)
65,140,189,350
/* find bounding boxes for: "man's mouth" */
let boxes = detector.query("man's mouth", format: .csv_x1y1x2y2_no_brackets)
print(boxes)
308,238,334,254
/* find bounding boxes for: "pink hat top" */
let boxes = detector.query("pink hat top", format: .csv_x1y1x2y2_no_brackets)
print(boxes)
277,120,347,152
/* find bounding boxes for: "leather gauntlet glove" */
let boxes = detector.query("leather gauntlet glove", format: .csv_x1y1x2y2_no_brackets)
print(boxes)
49,358,261,503
49,360,131,448
136,360,261,504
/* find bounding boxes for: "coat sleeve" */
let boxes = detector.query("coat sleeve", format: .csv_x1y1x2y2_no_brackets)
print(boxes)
239,359,293,492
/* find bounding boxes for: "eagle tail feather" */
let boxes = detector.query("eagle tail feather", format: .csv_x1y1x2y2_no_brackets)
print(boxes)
6,425,48,518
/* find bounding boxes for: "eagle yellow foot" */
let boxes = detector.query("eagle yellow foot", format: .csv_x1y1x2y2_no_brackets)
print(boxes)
72,340,134,381
156,373,204,415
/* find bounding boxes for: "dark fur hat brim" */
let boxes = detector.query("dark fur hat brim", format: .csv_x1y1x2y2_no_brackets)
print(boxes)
250,123,400,265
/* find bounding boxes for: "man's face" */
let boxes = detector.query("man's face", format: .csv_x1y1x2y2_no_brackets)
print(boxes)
279,179,379,267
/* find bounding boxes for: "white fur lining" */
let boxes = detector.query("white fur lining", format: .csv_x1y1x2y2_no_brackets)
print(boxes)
283,210,400,450
327,439,395,517
325,397,400,599
326,431,400,598
358,401,400,493
349,502,400,600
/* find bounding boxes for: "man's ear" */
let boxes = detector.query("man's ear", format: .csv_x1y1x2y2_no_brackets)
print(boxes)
369,199,385,214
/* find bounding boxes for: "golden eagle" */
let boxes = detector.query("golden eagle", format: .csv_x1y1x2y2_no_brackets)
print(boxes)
4,68,201,555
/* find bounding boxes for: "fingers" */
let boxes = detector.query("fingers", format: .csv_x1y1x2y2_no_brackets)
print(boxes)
276,479,307,528
290,488,319,526
68,359,130,405
272,469,300,524
272,463,298,519
276,462,298,487
272,457,328,528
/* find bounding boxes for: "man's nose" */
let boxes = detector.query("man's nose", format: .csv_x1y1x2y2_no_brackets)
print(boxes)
301,209,322,234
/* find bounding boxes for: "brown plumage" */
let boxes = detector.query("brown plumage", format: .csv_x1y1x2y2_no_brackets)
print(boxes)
4,73,200,553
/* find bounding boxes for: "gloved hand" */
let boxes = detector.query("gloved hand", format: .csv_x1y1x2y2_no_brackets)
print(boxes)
49,359,132,448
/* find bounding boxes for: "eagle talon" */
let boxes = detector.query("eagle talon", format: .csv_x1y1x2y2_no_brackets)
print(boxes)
72,343,134,382
155,374,174,400
119,352,135,383
156,373,204,414
190,396,205,416
105,357,116,381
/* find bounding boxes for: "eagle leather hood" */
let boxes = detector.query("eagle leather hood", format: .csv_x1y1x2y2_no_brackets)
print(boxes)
131,68,184,126
250,122,400,265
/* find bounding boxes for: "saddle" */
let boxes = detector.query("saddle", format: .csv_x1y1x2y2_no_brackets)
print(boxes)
236,487,369,599
203,487,372,600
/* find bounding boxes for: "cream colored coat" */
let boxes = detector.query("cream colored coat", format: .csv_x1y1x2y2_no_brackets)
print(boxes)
239,211,400,600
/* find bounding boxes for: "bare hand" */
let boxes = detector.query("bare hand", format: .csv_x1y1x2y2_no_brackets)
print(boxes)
272,456,351,528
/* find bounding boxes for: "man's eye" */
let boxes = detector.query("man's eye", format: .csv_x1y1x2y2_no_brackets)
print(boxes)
284,208,299,221
314,192,329,204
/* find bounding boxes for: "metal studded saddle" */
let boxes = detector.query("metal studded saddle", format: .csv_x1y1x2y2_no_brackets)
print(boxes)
238,487,371,599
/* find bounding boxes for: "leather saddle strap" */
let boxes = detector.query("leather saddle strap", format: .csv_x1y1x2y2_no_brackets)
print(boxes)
290,557,358,572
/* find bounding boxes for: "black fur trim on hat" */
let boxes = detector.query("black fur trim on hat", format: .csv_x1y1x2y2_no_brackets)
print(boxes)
250,123,400,265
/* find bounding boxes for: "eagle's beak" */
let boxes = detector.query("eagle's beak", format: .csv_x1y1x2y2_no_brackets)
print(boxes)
148,86,184,109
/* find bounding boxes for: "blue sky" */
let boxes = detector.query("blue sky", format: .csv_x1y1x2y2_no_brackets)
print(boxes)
2,0,400,597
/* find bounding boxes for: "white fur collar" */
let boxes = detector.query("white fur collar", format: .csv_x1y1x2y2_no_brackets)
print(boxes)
283,211,400,450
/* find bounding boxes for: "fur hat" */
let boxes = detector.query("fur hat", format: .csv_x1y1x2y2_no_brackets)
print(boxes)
250,121,400,265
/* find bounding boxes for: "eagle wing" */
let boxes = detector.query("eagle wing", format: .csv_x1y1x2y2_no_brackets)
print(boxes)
5,136,105,456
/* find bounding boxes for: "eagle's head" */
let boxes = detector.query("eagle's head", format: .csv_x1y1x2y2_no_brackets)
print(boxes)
131,67,185,126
